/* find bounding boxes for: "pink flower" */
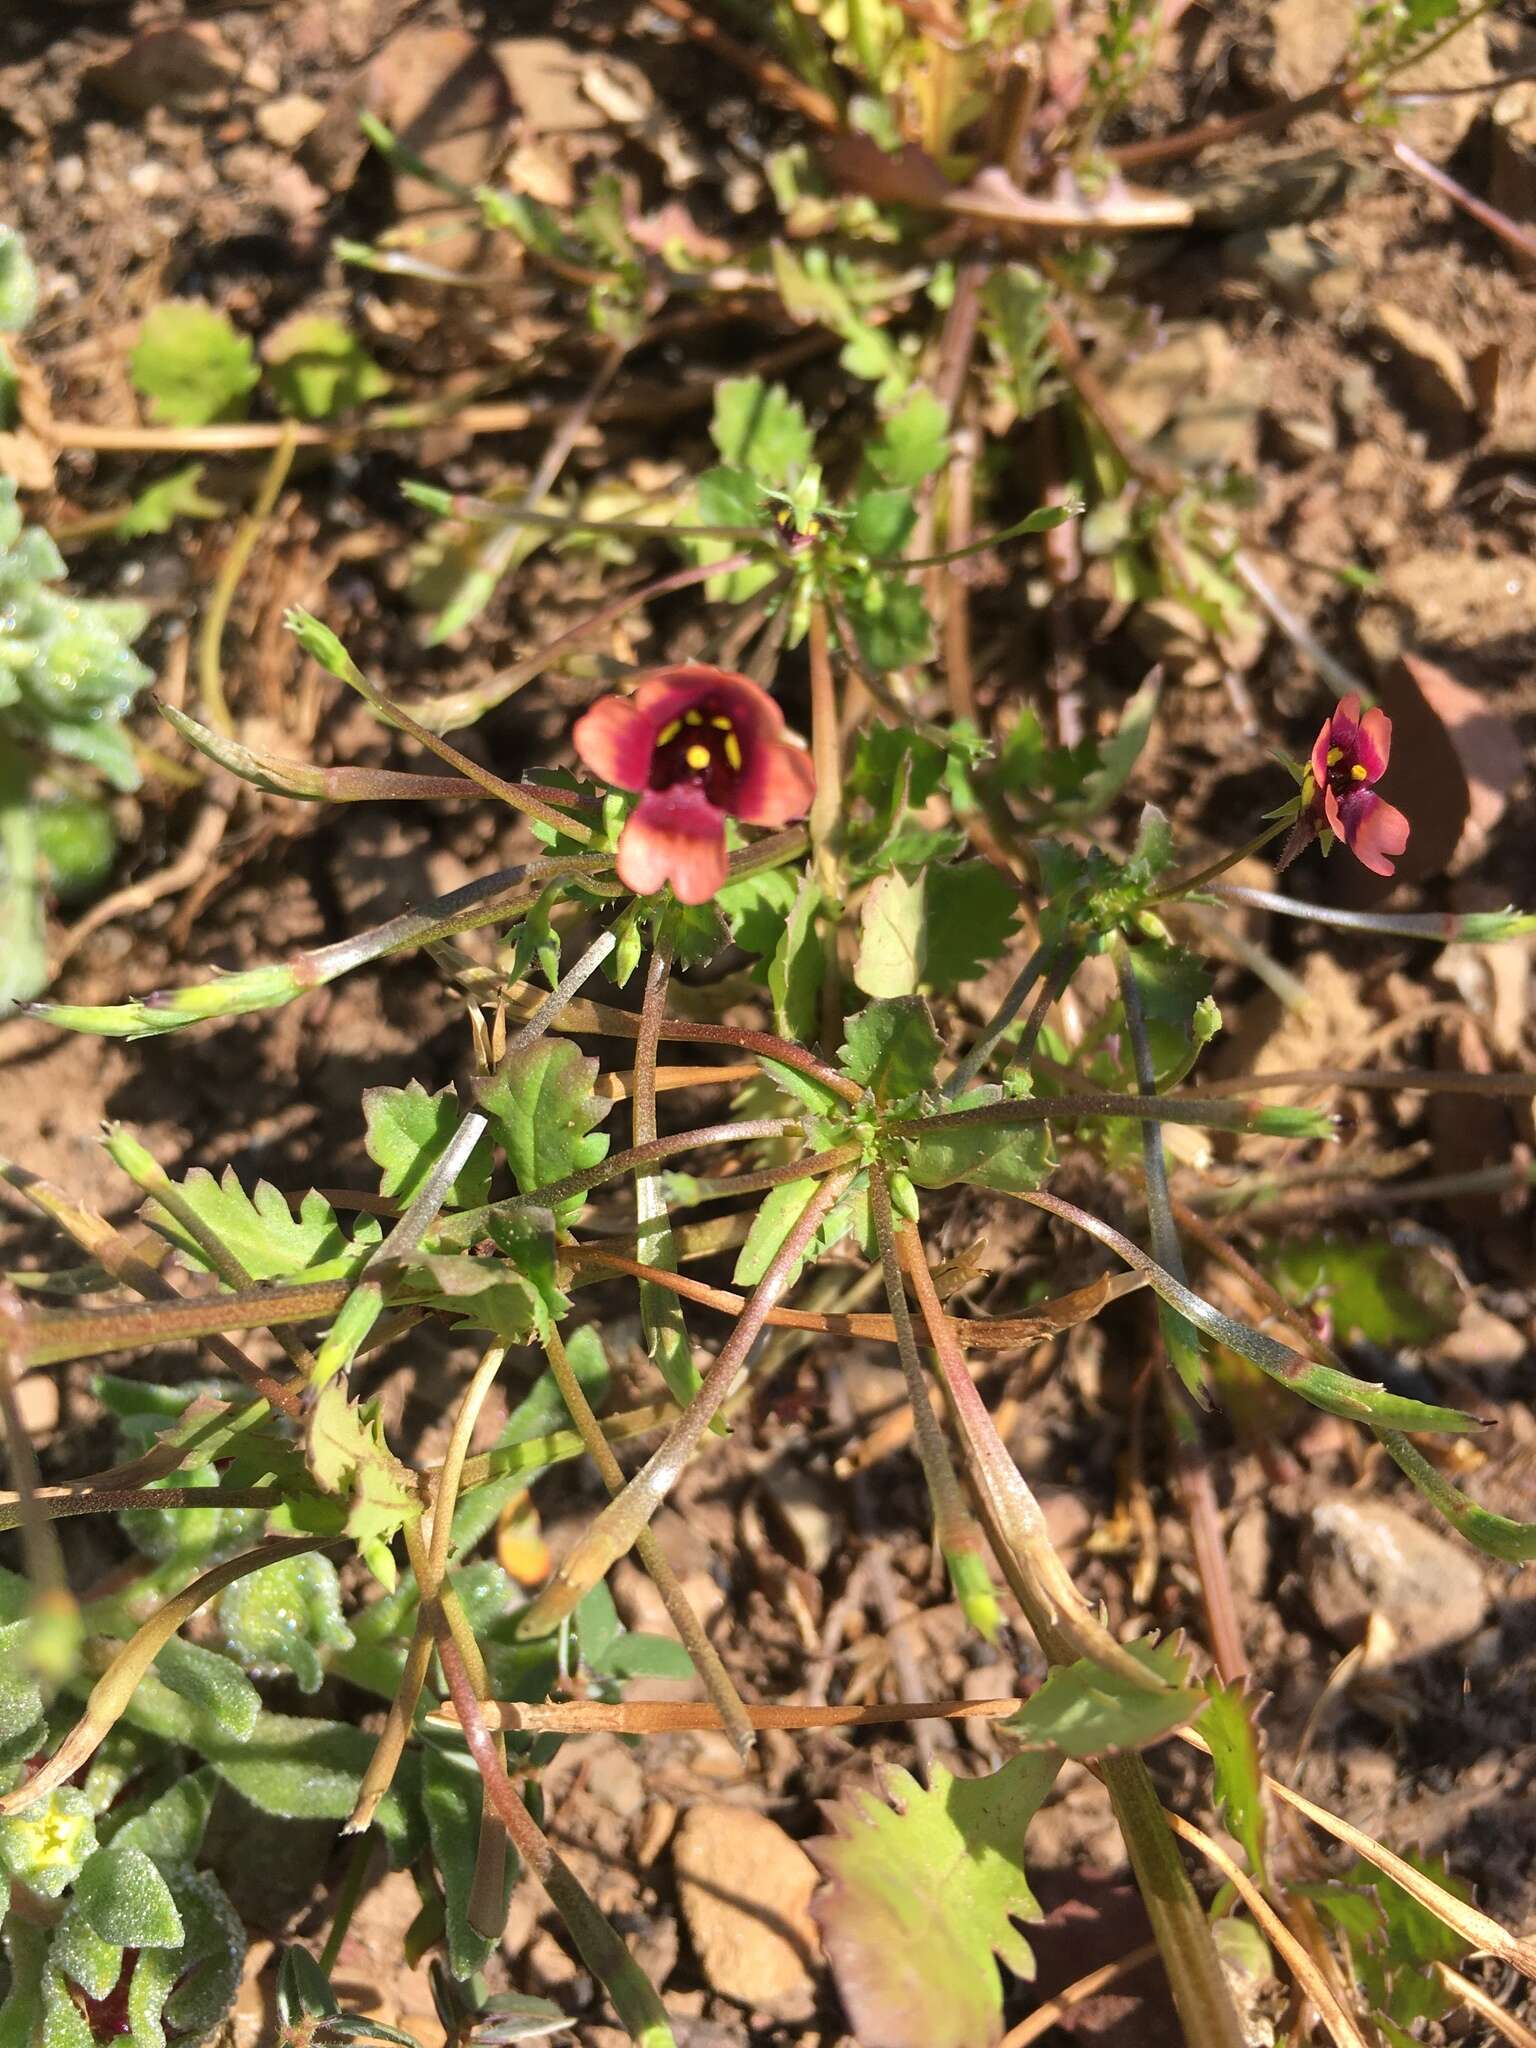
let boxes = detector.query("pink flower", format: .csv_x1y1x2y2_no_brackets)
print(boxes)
1292,694,1410,877
573,665,815,905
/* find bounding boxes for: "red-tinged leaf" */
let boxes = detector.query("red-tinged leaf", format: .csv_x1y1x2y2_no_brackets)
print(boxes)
809,1754,1060,2048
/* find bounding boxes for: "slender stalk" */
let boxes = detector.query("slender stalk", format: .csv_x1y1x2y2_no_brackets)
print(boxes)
435,1626,677,2047
807,601,843,932
630,938,699,1408
1148,820,1288,903
543,1327,755,1757
945,941,1051,1096
867,1167,998,1640
514,1166,859,1638
317,1834,374,1976
198,422,297,736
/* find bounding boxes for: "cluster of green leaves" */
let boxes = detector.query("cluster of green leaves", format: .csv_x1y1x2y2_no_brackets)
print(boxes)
0,1572,245,2048
0,479,155,1007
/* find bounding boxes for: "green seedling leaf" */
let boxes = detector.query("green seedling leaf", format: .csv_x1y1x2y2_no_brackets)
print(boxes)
115,463,222,539
1003,1638,1202,1758
218,1550,355,1693
710,375,814,486
75,1844,183,1949
423,1744,513,1980
363,1081,493,1209
152,1637,261,1743
810,1753,1060,2048
1203,1681,1268,1883
768,875,824,1044
130,301,258,426
144,1168,376,1285
306,1384,419,1571
839,997,941,1104
264,313,391,421
110,1767,217,1867
1272,1237,1461,1348
157,1868,247,2044
51,1906,124,2003
207,1711,419,1863
476,1038,612,1225
411,1253,541,1347
276,1944,340,2023
0,1787,96,1899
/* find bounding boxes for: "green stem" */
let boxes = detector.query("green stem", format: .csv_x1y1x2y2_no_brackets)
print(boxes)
1148,819,1287,903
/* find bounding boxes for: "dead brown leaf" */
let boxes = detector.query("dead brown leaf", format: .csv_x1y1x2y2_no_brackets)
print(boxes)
1373,651,1524,878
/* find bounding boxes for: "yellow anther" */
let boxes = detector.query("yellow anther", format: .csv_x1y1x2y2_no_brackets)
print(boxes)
1326,746,1344,766
684,708,704,726
657,719,681,746
685,743,711,770
1350,762,1368,780
710,715,733,731
723,732,743,771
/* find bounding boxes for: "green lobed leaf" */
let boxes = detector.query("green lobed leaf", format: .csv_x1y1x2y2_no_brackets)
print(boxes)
1378,1428,1536,1563
130,301,258,427
305,1384,419,1568
903,1085,1053,1195
157,1867,247,2043
363,1081,493,1209
839,997,941,1104
864,387,950,488
476,1038,612,1225
1002,1639,1203,1758
143,1167,378,1285
51,1908,124,2004
810,1753,1060,2048
75,1844,184,1949
709,376,814,486
923,861,1020,991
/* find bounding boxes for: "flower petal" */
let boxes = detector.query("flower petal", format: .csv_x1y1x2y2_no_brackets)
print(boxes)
573,695,654,792
1355,705,1392,781
1336,788,1410,877
1322,782,1346,842
617,788,729,904
733,734,816,826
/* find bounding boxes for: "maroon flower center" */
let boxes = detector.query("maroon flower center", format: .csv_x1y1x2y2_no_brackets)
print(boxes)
649,701,745,809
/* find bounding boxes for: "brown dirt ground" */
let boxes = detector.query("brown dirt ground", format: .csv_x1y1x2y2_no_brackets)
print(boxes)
2,2,1535,2044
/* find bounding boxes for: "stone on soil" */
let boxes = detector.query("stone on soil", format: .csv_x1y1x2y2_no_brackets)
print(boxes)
673,1805,821,2018
1302,1497,1489,1658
